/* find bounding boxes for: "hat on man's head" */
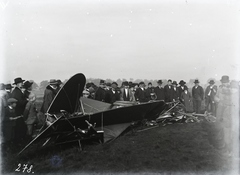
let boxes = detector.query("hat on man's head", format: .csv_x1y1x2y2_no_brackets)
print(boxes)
123,81,129,86
157,80,163,84
194,79,200,84
5,84,13,90
179,80,186,85
106,82,111,87
209,80,215,84
139,82,145,85
148,82,152,85
220,75,230,83
100,80,105,85
23,81,33,89
172,81,177,85
13,77,25,85
49,79,58,85
57,79,62,85
168,79,172,82
111,82,118,86
7,98,17,104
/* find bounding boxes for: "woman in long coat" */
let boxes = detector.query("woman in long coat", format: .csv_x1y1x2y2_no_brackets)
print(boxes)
181,87,191,112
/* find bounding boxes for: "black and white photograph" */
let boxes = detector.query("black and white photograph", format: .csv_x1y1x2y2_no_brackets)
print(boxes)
0,0,240,174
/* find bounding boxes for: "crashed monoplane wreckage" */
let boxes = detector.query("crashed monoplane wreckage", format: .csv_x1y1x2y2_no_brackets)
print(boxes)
18,73,166,155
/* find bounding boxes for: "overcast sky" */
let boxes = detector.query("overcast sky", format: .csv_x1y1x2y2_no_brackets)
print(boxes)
0,0,240,84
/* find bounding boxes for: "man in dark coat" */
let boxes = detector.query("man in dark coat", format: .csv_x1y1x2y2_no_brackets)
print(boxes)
95,80,106,102
145,82,155,101
40,79,58,114
164,79,174,102
134,82,147,103
2,98,21,150
105,82,121,104
178,80,188,101
172,81,179,101
205,79,217,115
192,79,204,114
155,80,165,101
11,77,28,144
120,81,134,101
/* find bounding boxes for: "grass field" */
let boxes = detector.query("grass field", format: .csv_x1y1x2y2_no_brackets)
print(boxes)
1,120,238,175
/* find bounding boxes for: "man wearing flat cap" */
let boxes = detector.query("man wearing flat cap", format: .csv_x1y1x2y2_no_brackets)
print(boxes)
134,82,147,103
192,79,204,114
155,80,165,101
11,77,28,143
40,79,58,114
205,79,217,115
95,80,106,102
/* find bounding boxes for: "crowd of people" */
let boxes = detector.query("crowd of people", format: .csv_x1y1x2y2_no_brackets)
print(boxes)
0,78,62,152
0,75,239,156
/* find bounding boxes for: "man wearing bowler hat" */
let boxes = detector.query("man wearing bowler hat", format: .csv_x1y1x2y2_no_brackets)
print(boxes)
214,75,236,156
95,80,106,102
205,79,217,115
11,77,28,144
178,80,188,100
155,80,165,101
134,82,147,103
40,79,58,114
192,79,204,114
22,80,33,99
164,79,174,102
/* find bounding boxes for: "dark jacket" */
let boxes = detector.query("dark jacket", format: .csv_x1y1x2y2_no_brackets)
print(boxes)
172,87,179,101
192,85,204,101
11,87,28,116
155,86,165,101
145,87,155,101
40,85,57,113
105,89,121,104
95,87,106,102
205,85,217,101
164,85,174,102
120,88,134,101
178,85,187,97
134,87,147,102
